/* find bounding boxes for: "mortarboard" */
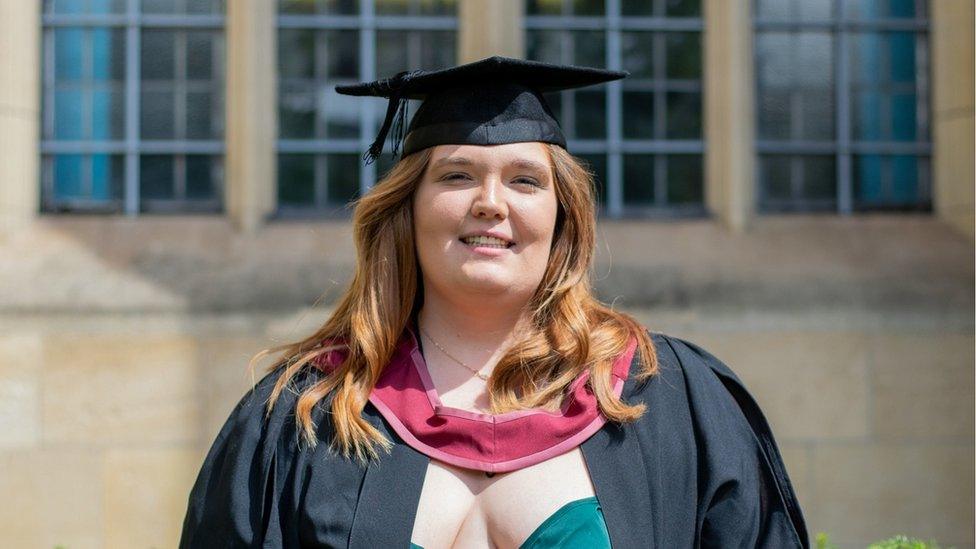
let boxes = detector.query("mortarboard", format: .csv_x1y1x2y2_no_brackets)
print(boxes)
335,55,628,164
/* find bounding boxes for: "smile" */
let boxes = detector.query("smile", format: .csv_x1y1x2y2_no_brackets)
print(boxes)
460,235,514,248
458,238,515,256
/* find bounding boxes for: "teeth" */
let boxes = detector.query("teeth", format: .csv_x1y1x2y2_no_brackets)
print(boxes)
463,235,510,247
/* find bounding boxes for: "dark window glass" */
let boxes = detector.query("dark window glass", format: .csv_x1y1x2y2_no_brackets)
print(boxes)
666,154,703,204
279,0,359,15
623,155,656,205
278,154,316,206
578,153,607,210
623,91,655,139
665,91,701,139
140,155,175,199
665,32,701,80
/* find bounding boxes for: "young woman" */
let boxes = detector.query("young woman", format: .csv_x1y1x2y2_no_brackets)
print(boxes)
180,56,808,549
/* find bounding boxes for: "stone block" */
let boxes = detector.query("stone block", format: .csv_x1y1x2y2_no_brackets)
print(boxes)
104,448,200,549
870,332,974,439
195,335,271,444
0,333,42,448
0,448,103,549
42,335,200,445
674,331,870,440
807,442,974,547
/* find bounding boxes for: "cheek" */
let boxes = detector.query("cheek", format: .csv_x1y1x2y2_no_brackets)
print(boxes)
516,198,559,245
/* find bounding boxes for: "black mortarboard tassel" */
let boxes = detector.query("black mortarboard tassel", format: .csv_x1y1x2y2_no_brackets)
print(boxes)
336,56,628,164
361,69,423,165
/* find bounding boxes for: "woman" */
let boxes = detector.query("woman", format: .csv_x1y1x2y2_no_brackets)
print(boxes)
180,56,808,548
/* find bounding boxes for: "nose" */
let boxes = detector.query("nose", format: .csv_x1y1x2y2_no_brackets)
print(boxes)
470,175,508,220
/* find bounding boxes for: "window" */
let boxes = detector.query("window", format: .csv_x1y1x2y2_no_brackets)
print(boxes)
754,0,931,212
276,0,457,217
526,0,705,218
41,0,226,214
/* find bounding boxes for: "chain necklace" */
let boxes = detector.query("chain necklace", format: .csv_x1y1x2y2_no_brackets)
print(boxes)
417,322,498,478
417,324,491,381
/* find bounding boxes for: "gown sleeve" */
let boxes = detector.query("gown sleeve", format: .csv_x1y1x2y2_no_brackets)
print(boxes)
663,335,810,549
179,365,319,549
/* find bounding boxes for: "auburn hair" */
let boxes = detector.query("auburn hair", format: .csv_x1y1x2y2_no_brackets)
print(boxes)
252,143,659,466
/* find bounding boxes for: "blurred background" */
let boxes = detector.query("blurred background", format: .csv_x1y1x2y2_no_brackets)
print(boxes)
0,0,972,547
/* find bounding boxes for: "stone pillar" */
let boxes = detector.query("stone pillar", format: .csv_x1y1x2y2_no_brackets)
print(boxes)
0,1,40,236
931,0,974,241
703,0,755,232
225,0,277,234
458,0,524,63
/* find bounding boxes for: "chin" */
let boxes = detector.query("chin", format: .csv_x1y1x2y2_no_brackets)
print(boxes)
456,276,514,294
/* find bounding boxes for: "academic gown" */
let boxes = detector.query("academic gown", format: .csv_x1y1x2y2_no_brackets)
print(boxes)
179,330,809,548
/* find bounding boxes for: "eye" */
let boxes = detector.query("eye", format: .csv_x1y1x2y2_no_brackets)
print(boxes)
514,177,542,187
443,172,472,181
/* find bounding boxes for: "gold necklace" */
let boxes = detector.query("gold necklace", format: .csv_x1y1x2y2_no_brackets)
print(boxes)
417,324,491,382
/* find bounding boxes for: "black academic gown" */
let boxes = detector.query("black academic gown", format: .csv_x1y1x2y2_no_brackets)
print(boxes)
179,331,809,548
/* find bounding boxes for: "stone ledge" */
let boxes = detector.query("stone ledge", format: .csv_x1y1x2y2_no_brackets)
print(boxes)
1,213,971,314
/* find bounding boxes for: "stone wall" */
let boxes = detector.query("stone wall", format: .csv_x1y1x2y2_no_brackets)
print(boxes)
0,214,972,548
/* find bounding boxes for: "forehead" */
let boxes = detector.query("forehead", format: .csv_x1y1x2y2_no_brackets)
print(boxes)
427,142,552,169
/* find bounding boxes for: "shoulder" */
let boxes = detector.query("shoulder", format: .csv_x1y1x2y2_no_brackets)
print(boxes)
631,329,773,453
630,330,754,416
631,329,810,548
181,363,334,547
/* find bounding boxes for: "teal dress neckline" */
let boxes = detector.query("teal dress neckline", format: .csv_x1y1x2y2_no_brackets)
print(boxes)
409,495,610,549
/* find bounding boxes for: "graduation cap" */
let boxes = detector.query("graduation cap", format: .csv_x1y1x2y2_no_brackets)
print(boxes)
335,55,628,164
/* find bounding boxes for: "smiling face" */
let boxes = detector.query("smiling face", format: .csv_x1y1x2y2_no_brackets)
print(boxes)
412,142,560,304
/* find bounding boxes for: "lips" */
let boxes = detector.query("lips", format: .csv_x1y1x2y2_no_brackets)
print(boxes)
459,236,514,248
458,231,515,246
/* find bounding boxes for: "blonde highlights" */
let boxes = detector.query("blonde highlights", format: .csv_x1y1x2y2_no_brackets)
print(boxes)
256,144,658,466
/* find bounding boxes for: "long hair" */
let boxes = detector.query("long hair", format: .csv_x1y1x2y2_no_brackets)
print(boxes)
254,143,659,466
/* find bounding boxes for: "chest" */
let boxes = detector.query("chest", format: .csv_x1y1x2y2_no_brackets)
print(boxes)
409,447,599,549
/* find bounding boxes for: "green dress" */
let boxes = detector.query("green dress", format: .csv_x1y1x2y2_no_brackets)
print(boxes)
409,496,610,549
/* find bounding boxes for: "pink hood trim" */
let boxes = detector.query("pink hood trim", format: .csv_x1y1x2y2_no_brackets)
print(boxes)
316,327,638,473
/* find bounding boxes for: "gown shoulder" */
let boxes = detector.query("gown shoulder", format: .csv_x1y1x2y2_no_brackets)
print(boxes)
179,364,340,548
636,330,810,548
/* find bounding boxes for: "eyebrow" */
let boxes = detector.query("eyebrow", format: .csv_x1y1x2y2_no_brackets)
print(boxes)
432,157,550,175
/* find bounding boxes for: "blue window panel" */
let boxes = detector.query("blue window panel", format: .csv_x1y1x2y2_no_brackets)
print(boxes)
55,28,85,82
54,154,85,198
852,34,882,84
890,0,917,17
889,32,915,83
51,154,122,201
890,155,918,203
48,0,123,14
55,89,85,139
891,93,916,141
846,0,923,19
50,0,88,14
853,90,882,141
90,89,116,140
91,28,111,80
90,154,117,200
854,154,884,203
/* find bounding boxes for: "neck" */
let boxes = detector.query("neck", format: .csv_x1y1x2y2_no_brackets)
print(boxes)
416,292,530,371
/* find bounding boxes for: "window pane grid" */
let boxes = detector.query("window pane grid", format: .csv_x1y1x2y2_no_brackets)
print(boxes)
527,0,705,218
274,0,458,217
754,0,931,213
41,1,225,214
